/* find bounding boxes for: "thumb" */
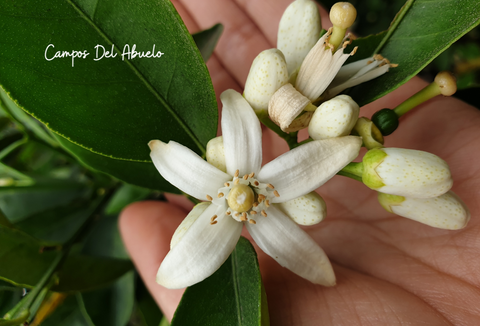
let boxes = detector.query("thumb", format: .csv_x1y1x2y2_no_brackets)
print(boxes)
119,200,188,321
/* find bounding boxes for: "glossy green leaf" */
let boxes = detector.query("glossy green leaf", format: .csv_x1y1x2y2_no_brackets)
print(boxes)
81,272,135,326
105,184,152,215
171,237,268,326
12,201,96,246
347,0,480,106
0,225,133,292
0,181,89,224
82,214,129,260
0,0,217,162
193,24,224,62
0,87,58,148
55,134,180,193
40,295,91,326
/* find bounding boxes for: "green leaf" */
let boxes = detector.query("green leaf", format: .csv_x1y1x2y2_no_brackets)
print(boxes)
12,202,94,246
193,24,224,62
0,180,89,224
81,272,135,326
105,184,152,215
171,237,268,326
0,0,217,162
348,0,480,106
0,87,58,148
55,134,180,193
0,225,133,292
40,295,91,326
82,214,129,260
0,281,22,317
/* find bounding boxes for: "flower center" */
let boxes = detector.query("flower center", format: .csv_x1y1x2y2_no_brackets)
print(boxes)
206,170,280,225
227,184,254,212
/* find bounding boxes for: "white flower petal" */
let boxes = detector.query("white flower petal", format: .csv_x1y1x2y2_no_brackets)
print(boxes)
277,0,322,75
221,89,263,176
246,205,335,286
170,202,210,249
275,191,327,226
157,204,243,289
149,140,231,200
325,63,390,99
295,31,353,101
258,136,361,203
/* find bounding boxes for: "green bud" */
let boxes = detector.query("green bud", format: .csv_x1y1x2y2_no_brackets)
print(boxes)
371,108,399,136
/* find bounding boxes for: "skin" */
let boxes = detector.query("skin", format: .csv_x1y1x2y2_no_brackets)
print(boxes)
119,0,480,324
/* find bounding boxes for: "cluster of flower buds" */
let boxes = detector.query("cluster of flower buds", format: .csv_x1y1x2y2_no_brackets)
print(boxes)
244,0,396,137
242,0,469,230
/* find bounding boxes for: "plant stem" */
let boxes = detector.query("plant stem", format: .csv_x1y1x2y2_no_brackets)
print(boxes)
337,162,364,182
393,82,440,117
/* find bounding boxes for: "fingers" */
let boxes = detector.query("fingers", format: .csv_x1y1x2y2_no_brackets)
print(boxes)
178,0,273,86
119,201,188,321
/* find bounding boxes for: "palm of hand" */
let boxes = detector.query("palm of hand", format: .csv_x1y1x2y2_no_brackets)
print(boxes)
120,0,480,324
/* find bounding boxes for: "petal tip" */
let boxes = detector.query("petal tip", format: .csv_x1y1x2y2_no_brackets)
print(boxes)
148,139,164,150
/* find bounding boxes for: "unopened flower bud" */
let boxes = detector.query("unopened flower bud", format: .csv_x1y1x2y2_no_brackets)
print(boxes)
268,83,314,131
244,49,289,113
206,136,226,172
277,191,327,226
278,0,322,75
352,117,384,149
171,202,210,248
363,148,453,198
308,95,359,140
378,191,470,230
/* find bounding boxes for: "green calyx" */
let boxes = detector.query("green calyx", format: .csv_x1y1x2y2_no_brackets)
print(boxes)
371,108,399,136
352,117,384,150
362,148,387,189
377,192,405,213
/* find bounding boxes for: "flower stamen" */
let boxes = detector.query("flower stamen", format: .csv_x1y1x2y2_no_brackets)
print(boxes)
206,195,213,201
261,210,267,217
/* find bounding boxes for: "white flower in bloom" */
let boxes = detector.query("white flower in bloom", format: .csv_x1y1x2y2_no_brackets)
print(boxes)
295,28,358,101
149,89,361,289
277,0,322,75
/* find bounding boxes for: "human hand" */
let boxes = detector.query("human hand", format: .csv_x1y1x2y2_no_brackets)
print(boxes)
120,0,480,324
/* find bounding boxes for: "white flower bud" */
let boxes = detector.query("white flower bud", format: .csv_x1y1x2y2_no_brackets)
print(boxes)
268,83,312,131
170,202,210,249
277,0,321,75
363,148,453,198
277,191,327,226
206,136,226,172
295,29,357,101
244,49,289,113
308,95,359,140
378,191,470,230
